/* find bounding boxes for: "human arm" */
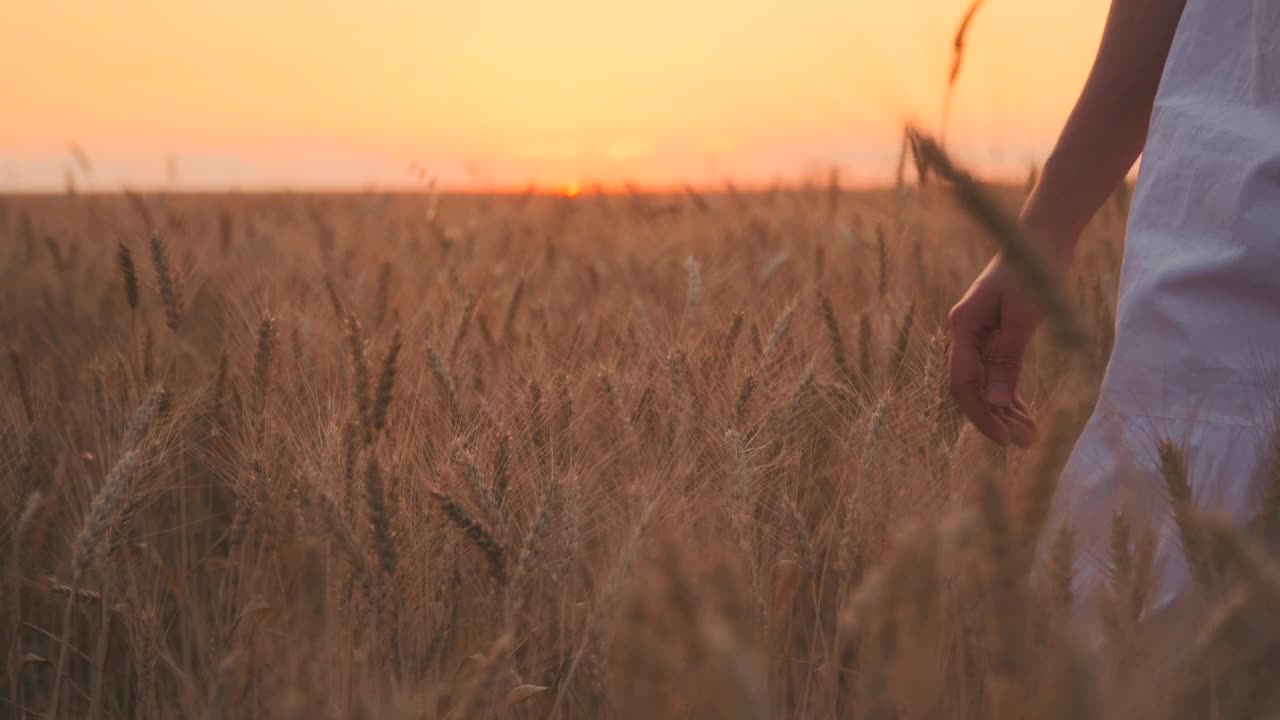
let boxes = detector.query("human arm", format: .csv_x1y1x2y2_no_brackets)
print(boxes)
948,0,1188,447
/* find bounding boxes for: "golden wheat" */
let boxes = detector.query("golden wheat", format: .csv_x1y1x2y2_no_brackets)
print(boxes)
2,185,1277,719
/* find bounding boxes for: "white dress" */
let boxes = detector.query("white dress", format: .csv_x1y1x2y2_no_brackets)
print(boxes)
1053,0,1280,636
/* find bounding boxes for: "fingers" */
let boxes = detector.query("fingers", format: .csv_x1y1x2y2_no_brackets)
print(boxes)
1011,397,1037,432
995,406,1037,448
983,319,1035,409
948,271,1042,449
949,323,1011,447
993,385,1038,448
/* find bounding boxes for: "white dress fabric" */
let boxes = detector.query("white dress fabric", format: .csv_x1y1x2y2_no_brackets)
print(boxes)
1053,0,1280,638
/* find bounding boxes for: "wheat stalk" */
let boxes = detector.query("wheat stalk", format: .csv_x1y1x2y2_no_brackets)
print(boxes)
908,129,1083,348
888,301,915,386
344,313,373,444
52,387,160,717
448,291,478,364
149,231,182,331
372,328,402,435
941,1,986,145
528,378,546,455
452,632,513,720
492,434,512,510
501,276,525,343
430,487,507,588
979,470,1021,674
9,351,33,426
1197,514,1280,611
818,292,853,387
142,326,155,383
363,457,398,583
717,311,745,373
453,442,502,531
1158,440,1212,590
858,314,874,384
302,488,376,611
323,274,346,323
427,345,463,428
1019,412,1072,571
509,478,562,618
373,261,391,329
6,490,43,710
211,349,230,425
734,374,755,428
685,256,701,320
250,314,274,440
760,300,796,368
117,241,139,313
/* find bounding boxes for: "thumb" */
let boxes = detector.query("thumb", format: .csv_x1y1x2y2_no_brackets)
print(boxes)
984,318,1034,408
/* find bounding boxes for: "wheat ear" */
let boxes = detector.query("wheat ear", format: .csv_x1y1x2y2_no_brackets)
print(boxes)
149,231,182,331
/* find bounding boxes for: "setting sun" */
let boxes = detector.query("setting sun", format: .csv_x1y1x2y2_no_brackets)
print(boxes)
558,180,582,198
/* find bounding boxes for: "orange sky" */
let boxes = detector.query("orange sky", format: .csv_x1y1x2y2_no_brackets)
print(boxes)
2,1,1109,191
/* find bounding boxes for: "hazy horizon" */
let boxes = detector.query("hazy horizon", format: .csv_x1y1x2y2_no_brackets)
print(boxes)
5,0,1108,192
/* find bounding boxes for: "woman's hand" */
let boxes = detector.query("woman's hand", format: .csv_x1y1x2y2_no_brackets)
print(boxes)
944,0,1185,448
947,251,1052,448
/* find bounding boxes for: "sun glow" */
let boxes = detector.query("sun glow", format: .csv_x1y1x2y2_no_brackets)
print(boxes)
558,180,582,198
0,1,1110,190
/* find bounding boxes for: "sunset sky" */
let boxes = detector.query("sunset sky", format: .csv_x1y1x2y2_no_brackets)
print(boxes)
3,1,1109,191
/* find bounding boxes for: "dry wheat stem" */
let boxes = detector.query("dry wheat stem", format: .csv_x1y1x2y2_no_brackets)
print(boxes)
908,129,1083,349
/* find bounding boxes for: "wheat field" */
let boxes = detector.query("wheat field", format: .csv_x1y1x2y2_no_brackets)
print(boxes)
2,180,1277,719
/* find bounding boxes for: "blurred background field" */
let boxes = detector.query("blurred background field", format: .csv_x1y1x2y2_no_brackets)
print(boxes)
3,185,1207,719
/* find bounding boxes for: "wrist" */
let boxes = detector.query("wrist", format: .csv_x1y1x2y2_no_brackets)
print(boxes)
1017,211,1080,269
1032,227,1079,268
1018,171,1087,265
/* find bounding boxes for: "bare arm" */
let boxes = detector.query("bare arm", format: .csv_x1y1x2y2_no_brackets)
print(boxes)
1021,0,1188,250
948,0,1187,448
